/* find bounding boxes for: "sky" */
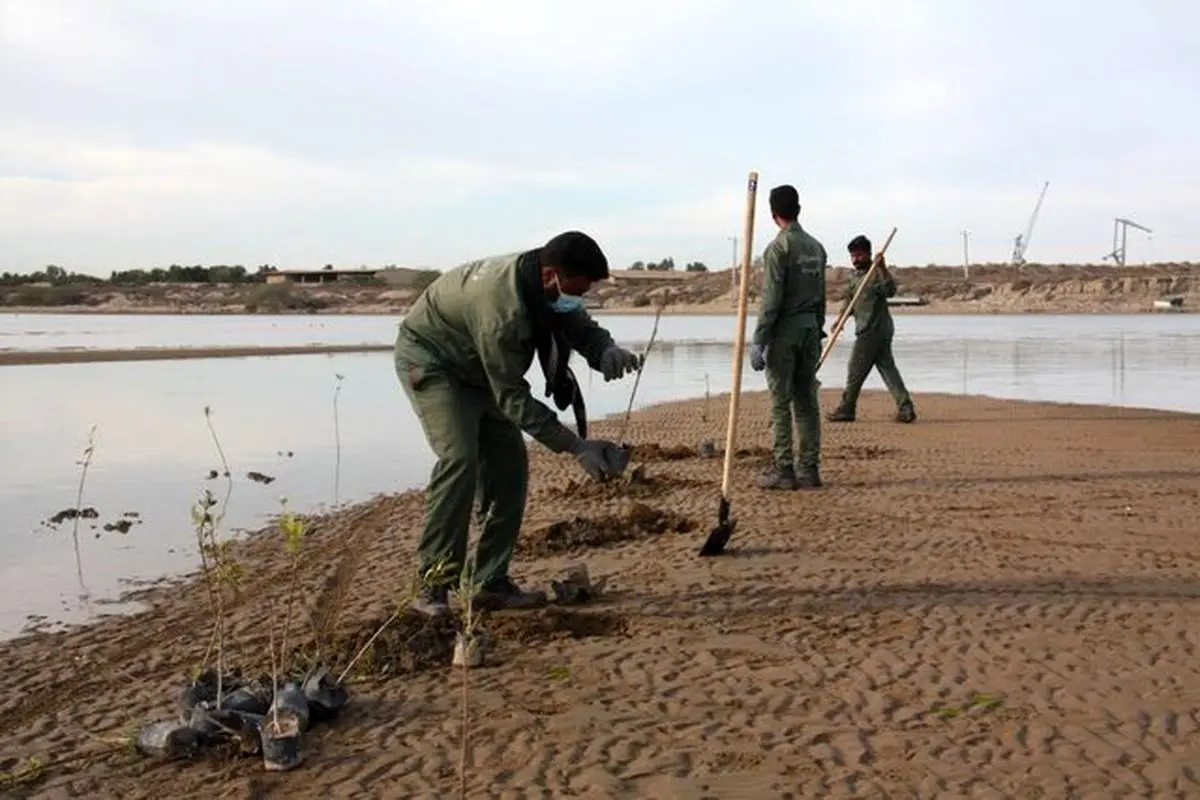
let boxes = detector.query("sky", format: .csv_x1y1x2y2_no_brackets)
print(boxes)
2,0,1199,276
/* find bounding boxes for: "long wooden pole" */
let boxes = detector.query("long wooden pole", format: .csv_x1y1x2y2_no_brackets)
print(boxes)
719,170,759,499
817,226,898,371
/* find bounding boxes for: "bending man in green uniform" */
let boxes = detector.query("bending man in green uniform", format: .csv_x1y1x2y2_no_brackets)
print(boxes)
395,231,642,616
749,184,827,491
826,234,917,424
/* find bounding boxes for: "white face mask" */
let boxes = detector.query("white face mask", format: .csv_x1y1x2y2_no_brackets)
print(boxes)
548,275,584,313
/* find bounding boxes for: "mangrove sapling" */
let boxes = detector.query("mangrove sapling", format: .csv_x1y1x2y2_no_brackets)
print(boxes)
276,497,308,678
193,406,242,705
451,551,484,800
70,424,99,603
332,373,344,507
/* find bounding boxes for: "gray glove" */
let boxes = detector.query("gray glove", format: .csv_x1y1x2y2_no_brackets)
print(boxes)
569,438,628,481
599,346,642,382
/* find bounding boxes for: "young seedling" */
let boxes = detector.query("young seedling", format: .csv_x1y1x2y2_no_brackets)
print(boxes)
71,424,99,603
451,511,491,800
332,373,345,508
276,497,307,684
191,406,242,706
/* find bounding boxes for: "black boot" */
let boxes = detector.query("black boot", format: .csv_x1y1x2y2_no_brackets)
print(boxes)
475,576,547,611
895,402,917,424
410,584,450,617
757,464,798,490
797,465,823,489
826,406,855,422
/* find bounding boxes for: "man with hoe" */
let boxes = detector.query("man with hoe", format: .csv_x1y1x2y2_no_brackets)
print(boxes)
826,234,917,424
749,184,828,491
395,231,643,617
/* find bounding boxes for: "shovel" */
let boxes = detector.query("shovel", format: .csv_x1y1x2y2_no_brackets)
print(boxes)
700,170,758,557
817,226,898,371
615,295,668,448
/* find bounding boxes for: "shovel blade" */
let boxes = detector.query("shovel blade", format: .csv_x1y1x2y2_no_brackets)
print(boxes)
699,520,734,556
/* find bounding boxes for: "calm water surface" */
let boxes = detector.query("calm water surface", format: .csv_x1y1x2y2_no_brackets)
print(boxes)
2,312,1199,638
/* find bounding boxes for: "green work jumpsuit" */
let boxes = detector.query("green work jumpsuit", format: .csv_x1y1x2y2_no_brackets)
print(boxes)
752,221,828,472
831,269,914,417
394,251,618,588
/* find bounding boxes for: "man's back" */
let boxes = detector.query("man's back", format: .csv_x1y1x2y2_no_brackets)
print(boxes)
752,221,828,347
400,253,532,385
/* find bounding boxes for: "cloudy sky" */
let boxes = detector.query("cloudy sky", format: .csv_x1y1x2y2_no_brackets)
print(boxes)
2,0,1198,276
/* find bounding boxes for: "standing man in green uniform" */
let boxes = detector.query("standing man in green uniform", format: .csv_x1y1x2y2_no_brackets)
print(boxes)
395,231,643,617
749,184,828,490
826,234,917,424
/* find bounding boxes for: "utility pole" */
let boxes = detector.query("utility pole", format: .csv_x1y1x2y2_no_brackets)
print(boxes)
960,229,970,278
728,235,738,295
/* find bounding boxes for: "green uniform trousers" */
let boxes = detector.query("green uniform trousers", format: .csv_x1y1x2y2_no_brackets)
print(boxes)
840,332,913,411
396,347,528,588
765,327,822,470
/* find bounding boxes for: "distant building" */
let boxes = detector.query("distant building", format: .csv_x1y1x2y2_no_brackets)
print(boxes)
604,269,694,285
265,268,380,286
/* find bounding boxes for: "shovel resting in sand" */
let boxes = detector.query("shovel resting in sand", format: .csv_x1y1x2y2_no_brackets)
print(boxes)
701,170,758,557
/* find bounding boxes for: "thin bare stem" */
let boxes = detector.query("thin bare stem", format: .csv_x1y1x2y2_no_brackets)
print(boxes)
70,425,98,603
617,297,668,443
268,599,280,729
202,406,234,706
336,609,399,685
333,374,344,507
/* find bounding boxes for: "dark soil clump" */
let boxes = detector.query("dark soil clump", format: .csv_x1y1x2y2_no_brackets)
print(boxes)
487,608,629,645
547,466,703,501
520,502,697,558
628,443,698,462
330,612,460,679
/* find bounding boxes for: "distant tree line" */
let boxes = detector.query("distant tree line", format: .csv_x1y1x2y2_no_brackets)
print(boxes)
627,257,709,272
0,263,286,287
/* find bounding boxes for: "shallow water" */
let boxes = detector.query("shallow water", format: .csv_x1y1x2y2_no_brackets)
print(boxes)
2,312,1199,638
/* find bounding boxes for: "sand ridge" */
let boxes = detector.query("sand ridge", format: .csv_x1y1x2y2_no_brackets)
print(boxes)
2,390,1200,797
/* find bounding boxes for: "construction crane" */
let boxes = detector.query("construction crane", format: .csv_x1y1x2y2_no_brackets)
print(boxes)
1011,180,1049,266
1103,217,1152,267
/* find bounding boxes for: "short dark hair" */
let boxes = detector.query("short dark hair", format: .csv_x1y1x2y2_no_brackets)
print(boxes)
847,234,871,253
768,185,800,221
540,231,609,281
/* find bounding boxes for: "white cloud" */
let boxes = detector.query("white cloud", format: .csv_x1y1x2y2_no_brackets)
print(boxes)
1,0,1199,273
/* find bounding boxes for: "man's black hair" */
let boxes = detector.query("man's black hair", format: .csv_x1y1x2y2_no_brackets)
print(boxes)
847,234,872,253
540,231,609,281
768,185,800,221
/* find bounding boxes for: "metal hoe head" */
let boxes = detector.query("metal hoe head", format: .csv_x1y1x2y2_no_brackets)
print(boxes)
699,496,736,557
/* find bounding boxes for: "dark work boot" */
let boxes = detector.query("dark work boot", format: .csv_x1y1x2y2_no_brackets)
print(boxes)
895,402,917,424
757,465,798,490
475,576,548,611
797,465,823,489
411,584,450,617
826,406,855,422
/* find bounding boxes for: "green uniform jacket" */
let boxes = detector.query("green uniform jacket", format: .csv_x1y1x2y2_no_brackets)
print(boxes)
752,221,828,348
397,252,616,453
842,270,897,338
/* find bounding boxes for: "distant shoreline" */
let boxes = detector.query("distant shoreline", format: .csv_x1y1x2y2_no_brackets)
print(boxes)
0,305,1189,318
0,343,395,367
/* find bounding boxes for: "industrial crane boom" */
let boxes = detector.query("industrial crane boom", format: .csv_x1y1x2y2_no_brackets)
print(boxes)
1011,181,1049,265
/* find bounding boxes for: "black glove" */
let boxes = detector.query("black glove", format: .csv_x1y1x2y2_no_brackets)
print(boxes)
569,438,628,480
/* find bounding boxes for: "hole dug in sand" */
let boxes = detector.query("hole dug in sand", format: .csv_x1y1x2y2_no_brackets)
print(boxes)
521,502,698,558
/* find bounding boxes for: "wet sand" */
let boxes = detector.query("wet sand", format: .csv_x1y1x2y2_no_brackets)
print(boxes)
2,389,1200,797
0,344,395,367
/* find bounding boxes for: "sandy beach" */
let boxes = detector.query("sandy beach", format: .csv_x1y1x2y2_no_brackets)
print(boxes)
2,389,1200,797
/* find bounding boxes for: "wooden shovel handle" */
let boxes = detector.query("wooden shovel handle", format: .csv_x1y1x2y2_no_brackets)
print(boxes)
721,171,759,498
818,226,898,371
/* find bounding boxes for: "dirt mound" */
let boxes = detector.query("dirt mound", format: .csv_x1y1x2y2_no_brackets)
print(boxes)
486,608,629,645
546,467,704,501
520,503,698,558
828,445,898,460
331,612,460,679
628,443,699,461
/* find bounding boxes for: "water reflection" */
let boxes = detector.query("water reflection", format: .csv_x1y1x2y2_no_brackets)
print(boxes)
2,313,1200,637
